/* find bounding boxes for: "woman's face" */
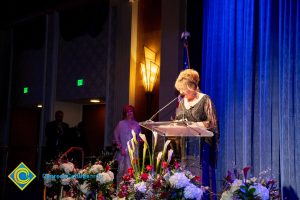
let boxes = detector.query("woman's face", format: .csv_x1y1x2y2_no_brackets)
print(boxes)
182,88,197,101
126,109,134,120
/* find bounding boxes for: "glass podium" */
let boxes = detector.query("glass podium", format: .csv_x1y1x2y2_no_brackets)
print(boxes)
139,120,213,176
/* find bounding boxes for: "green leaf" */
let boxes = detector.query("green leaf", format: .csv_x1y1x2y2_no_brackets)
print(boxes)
249,187,256,194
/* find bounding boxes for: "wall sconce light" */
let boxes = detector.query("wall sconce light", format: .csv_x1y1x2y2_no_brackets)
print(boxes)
141,46,159,92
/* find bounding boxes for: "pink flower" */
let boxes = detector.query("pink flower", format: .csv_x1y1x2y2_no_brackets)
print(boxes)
175,162,180,169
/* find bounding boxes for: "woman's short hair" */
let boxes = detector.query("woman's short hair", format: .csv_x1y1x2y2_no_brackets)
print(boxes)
175,69,200,93
122,105,135,119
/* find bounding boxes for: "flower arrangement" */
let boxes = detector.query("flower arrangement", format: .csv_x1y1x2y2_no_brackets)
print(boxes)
43,160,79,199
114,131,205,200
43,160,115,200
220,166,280,200
77,161,115,199
44,130,204,200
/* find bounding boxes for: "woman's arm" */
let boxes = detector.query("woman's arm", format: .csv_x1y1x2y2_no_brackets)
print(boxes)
203,96,218,132
113,122,122,149
203,96,220,150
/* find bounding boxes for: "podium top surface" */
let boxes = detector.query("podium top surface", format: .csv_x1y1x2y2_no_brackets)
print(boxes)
139,120,214,137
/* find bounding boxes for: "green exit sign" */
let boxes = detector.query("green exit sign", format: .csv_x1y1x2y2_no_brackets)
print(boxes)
23,87,29,94
77,79,84,87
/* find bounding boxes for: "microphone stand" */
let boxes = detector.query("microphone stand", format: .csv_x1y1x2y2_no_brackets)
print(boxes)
147,96,181,121
143,94,206,136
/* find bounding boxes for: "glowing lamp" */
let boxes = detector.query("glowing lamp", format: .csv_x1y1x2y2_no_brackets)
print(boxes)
140,47,159,92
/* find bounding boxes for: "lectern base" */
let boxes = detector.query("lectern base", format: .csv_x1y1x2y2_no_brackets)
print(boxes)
181,155,202,176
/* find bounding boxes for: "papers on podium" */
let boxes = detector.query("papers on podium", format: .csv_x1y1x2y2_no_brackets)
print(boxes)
139,120,214,137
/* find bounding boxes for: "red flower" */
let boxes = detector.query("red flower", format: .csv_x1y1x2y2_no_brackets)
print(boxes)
118,191,128,198
193,176,201,183
120,184,128,191
106,165,111,171
122,175,131,182
127,167,134,175
174,162,180,169
141,173,149,181
146,165,153,171
97,194,105,200
152,179,162,190
243,166,251,179
225,171,233,183
267,179,276,187
160,192,170,199
162,161,167,169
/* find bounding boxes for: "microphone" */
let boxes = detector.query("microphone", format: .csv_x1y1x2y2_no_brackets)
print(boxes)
147,94,184,121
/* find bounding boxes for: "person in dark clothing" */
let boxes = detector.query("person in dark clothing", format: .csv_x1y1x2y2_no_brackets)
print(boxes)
74,121,88,149
45,110,70,161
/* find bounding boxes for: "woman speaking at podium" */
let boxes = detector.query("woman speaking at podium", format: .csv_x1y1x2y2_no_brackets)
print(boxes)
175,69,219,200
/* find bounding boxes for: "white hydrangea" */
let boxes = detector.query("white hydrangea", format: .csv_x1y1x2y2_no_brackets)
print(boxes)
52,164,59,170
169,172,190,189
60,162,75,174
220,190,234,200
72,178,78,185
96,172,113,184
134,182,147,193
78,169,87,174
43,177,53,188
79,181,90,194
112,197,126,200
107,170,114,180
61,177,71,185
89,164,104,174
185,170,195,179
163,172,170,182
249,183,269,200
61,197,75,200
184,183,203,200
230,179,243,193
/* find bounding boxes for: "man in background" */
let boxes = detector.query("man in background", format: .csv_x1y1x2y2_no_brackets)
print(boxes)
45,110,70,161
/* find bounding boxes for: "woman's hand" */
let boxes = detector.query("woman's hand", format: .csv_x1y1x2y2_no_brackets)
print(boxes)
116,143,126,155
197,121,207,128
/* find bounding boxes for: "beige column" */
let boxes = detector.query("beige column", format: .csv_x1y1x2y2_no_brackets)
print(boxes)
129,0,138,106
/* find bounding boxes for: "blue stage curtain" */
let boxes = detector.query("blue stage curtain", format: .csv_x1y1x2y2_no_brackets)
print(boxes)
201,0,300,198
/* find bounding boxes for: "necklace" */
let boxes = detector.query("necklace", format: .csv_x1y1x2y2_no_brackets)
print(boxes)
184,92,203,109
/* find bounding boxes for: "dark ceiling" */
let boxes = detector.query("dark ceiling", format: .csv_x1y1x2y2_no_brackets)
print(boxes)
0,0,105,28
